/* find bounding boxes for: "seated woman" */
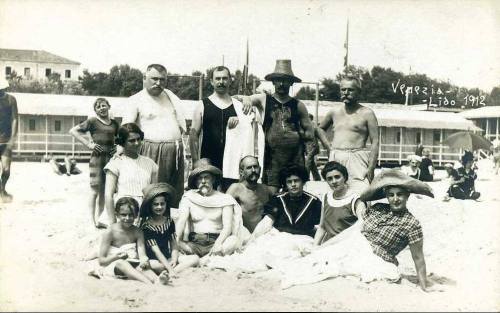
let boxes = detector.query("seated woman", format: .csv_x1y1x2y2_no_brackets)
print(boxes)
251,164,322,239
278,169,438,292
104,123,158,224
401,154,421,179
448,159,480,200
314,161,366,245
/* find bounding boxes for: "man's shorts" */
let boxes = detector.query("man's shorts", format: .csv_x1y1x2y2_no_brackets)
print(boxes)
0,144,12,158
185,232,218,257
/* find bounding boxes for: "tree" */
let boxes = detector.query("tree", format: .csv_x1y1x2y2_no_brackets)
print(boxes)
488,86,500,106
319,78,341,101
296,86,316,100
79,65,143,97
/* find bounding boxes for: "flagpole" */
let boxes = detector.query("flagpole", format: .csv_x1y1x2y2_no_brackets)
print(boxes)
344,19,349,73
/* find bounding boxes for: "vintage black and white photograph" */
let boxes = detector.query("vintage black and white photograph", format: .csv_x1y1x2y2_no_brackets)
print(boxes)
0,0,499,311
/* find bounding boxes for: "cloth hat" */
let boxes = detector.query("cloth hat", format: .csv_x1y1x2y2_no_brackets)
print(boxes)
140,182,177,216
188,164,222,189
264,59,302,83
0,75,9,90
360,169,434,201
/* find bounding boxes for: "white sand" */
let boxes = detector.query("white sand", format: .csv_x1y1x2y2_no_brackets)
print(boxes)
0,160,499,311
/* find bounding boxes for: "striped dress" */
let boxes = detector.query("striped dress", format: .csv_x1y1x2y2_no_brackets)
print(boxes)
141,217,176,259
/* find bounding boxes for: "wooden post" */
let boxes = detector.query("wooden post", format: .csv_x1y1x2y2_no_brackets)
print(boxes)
252,78,256,94
439,129,443,166
398,127,403,164
496,117,499,140
72,116,75,157
45,115,49,157
378,127,382,166
17,115,21,152
198,75,203,100
486,118,490,140
315,82,319,124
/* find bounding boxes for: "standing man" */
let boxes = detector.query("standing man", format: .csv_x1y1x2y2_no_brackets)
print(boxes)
240,59,314,194
123,64,186,207
226,156,273,232
0,76,18,203
189,66,240,191
317,75,379,193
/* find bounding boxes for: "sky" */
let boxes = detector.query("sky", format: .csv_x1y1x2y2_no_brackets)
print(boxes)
1,0,499,91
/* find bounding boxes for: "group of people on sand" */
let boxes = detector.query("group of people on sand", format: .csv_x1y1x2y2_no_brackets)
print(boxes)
2,61,441,291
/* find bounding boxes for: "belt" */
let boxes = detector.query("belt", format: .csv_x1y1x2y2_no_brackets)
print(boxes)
188,232,219,241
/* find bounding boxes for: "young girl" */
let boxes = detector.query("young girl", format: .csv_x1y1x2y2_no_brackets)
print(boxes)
98,197,169,284
140,183,199,279
69,98,119,229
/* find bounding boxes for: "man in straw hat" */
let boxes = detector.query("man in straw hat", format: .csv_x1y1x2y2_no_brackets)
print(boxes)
175,161,249,258
123,64,186,207
317,75,379,193
0,75,18,203
238,59,314,194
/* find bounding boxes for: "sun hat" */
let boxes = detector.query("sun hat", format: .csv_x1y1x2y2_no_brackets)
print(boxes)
407,154,422,163
140,182,177,216
444,163,454,169
360,169,434,201
264,59,302,83
0,75,9,90
188,163,222,190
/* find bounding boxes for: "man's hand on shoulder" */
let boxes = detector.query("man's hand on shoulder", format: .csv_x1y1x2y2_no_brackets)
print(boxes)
227,116,239,129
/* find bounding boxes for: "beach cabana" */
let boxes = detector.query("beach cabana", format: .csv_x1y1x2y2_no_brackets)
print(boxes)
459,106,500,142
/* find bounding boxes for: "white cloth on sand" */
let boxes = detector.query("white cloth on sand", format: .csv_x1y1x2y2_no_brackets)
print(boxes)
89,243,139,279
223,102,265,180
277,222,400,289
202,228,314,273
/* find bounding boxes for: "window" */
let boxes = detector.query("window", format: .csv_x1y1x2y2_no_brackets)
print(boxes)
24,67,31,77
65,70,71,78
29,119,36,131
45,68,52,77
433,130,441,143
416,132,421,144
55,120,62,132
5,66,11,75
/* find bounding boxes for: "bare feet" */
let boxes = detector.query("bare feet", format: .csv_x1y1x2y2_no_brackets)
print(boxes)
0,191,13,203
158,270,170,285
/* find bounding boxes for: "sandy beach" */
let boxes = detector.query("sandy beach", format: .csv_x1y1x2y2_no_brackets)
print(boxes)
1,159,499,311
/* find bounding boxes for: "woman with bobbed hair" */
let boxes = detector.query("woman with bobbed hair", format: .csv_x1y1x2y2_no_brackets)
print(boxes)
313,161,366,246
104,123,158,224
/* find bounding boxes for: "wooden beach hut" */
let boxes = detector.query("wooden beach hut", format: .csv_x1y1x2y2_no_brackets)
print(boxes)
459,106,500,142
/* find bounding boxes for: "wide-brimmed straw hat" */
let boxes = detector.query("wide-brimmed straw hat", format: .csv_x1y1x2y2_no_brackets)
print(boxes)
264,59,302,83
0,75,9,90
360,169,434,201
188,164,222,189
140,182,177,215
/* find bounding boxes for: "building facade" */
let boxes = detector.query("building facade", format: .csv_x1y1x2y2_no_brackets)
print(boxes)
0,49,80,81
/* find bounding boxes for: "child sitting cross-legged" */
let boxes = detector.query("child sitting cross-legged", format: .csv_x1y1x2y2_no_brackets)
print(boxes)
98,197,169,284
139,183,199,281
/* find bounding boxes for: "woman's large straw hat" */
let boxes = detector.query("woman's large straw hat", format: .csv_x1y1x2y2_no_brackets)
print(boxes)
140,182,177,215
360,169,434,201
264,59,302,83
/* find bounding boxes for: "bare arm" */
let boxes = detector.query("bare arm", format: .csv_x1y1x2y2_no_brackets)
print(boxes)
136,228,150,269
409,239,428,291
189,103,203,166
234,94,266,115
104,172,118,223
297,101,314,141
175,200,190,243
353,199,367,223
313,203,326,246
7,99,18,148
315,127,331,153
98,230,125,266
251,215,274,239
365,109,379,182
210,205,233,254
318,111,333,131
225,184,240,201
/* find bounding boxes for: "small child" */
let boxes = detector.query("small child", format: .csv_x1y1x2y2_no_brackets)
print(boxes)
69,97,119,229
98,197,169,284
140,183,199,279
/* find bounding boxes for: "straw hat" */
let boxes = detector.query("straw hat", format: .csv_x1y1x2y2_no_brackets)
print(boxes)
407,154,422,163
264,59,301,83
140,182,177,216
188,164,222,189
0,75,9,90
360,169,434,201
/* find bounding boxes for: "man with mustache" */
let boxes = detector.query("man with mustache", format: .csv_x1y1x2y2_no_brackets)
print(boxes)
123,64,186,207
226,156,273,232
189,66,241,191
317,76,379,193
239,60,314,194
176,161,247,257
